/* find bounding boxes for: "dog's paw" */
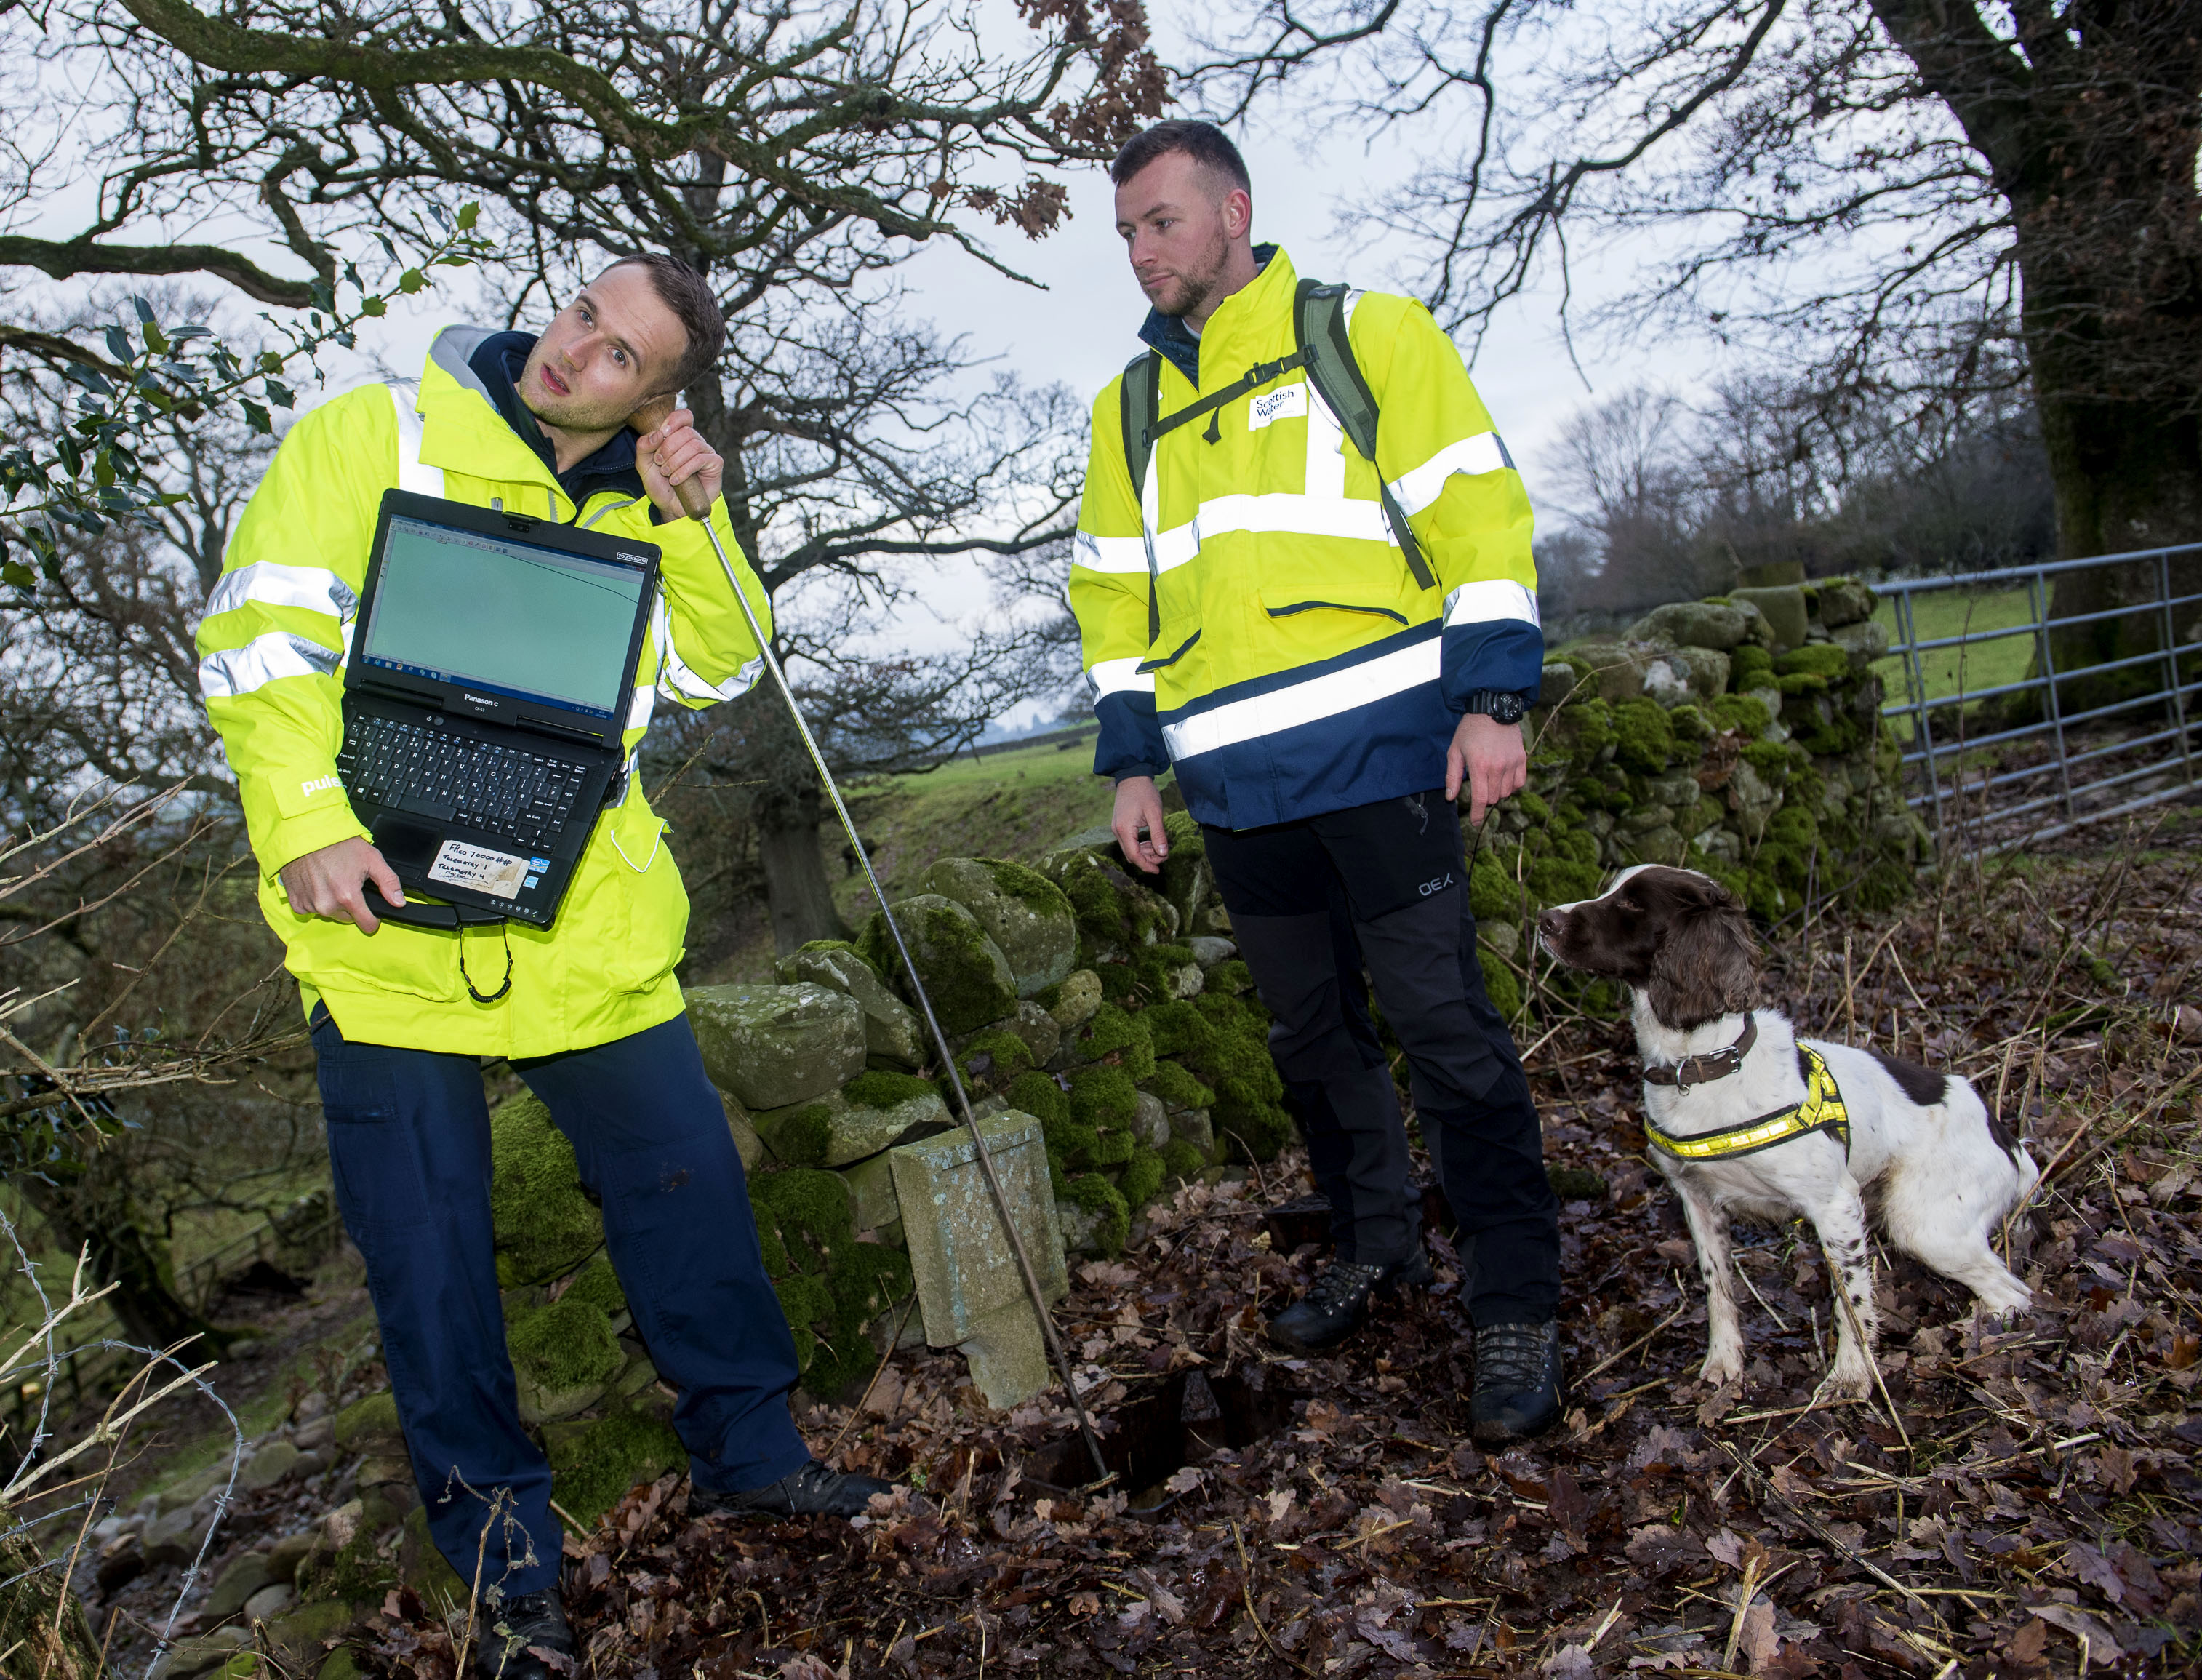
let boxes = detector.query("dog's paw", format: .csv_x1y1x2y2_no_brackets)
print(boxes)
1700,1348,1745,1388
1814,1365,1875,1404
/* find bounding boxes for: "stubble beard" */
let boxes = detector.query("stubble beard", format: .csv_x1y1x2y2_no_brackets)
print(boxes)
1156,227,1233,322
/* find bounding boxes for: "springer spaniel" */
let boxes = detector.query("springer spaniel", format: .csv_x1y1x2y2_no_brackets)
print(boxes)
1538,865,2038,1400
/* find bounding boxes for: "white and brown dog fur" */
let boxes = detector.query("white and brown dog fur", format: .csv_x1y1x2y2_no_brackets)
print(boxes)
1538,865,2039,1399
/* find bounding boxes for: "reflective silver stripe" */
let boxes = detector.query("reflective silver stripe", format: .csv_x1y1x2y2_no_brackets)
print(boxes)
581,495,642,531
1443,579,1540,629
625,679,657,735
388,386,446,497
1161,636,1441,761
1086,655,1156,700
201,561,356,624
1304,372,1347,501
1073,530,1150,575
654,598,763,703
198,631,342,701
1389,433,1510,517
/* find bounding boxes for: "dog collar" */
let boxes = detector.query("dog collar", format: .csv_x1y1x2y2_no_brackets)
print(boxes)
1642,1015,1758,1090
1645,1044,1852,1161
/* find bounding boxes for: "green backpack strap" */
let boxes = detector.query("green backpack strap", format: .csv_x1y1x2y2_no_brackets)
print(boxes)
1294,279,1438,591
1118,348,1164,643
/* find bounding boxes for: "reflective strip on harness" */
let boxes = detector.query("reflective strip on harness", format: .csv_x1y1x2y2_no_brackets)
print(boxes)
1644,1045,1852,1161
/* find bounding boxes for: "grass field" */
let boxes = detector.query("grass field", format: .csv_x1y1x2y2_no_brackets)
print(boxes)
1872,584,2036,705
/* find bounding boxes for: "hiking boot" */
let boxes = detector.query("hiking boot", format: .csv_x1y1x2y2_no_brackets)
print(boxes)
475,1586,573,1679
1267,1250,1433,1353
689,1459,894,1521
1470,1319,1565,1444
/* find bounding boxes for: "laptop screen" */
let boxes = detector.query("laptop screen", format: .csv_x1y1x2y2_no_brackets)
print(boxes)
359,514,649,721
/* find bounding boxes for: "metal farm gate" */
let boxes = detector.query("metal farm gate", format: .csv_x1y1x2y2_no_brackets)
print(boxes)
1876,544,2202,849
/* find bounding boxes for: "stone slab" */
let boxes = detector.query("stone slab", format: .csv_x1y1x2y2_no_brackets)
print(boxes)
686,982,867,1110
776,945,924,1069
889,1109,1068,1407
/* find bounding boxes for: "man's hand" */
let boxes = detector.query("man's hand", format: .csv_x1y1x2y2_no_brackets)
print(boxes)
635,406,724,521
1447,711,1527,828
1112,776,1170,875
279,836,404,934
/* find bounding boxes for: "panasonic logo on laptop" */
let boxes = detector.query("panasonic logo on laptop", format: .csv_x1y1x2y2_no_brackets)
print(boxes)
619,552,647,563
464,694,500,708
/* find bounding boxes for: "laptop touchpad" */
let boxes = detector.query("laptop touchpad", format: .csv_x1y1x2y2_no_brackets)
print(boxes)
372,817,440,873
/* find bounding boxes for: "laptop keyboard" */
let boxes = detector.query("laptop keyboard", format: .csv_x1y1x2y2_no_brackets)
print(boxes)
338,716,589,851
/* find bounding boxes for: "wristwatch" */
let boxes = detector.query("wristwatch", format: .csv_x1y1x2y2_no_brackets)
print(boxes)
1461,689,1530,725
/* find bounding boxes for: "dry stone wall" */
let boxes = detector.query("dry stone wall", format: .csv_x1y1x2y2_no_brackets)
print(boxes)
273,580,1924,1571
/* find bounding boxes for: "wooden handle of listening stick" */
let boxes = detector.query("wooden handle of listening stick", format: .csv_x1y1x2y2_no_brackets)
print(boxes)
628,395,713,523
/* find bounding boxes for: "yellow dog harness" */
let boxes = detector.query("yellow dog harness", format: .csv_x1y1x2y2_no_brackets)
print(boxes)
1644,1044,1851,1161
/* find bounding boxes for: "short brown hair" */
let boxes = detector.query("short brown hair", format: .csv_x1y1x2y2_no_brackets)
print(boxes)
600,252,726,397
1109,120,1251,195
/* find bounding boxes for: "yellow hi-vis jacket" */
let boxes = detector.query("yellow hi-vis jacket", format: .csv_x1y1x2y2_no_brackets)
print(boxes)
1070,246,1542,830
194,326,772,1056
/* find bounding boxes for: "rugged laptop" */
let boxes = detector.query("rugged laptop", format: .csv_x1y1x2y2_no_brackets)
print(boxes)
337,489,660,930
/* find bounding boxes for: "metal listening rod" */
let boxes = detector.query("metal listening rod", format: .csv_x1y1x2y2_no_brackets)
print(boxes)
654,451,1111,1484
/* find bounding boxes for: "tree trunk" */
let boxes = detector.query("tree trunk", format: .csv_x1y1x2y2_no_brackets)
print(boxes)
0,1505,102,1679
15,1159,230,1359
2033,385,2202,710
755,785,847,954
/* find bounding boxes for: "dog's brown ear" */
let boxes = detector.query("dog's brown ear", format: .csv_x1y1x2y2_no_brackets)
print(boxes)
1646,879,1760,1029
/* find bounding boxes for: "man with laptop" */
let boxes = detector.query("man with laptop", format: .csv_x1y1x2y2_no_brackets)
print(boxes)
196,255,890,1679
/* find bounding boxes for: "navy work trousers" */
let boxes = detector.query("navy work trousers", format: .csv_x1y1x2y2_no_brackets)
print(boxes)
1204,790,1562,1326
313,1009,810,1594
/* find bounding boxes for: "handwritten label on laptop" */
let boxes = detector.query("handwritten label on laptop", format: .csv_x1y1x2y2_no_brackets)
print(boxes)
427,839,529,901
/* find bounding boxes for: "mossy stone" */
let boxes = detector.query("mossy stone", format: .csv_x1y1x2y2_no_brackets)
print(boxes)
1005,1069,1071,1127
1045,968,1105,1029
544,1410,686,1527
1612,699,1677,774
686,982,868,1110
1057,1173,1129,1257
1773,643,1850,681
1160,1137,1206,1184
1140,1061,1215,1112
956,1028,1036,1089
921,857,1078,998
1069,1003,1156,1079
1478,948,1523,1020
862,895,1019,1035
562,1252,628,1323
488,1096,603,1287
331,1390,402,1454
1118,1143,1165,1210
397,1505,468,1614
507,1295,622,1422
1066,1063,1140,1130
774,944,925,1071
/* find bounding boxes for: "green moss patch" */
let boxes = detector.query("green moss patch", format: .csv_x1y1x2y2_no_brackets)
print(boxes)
1067,1064,1140,1130
845,1069,936,1109
1161,1137,1206,1184
545,1411,686,1527
489,1096,603,1287
1140,1062,1215,1111
1119,1143,1165,1209
1070,1003,1156,1078
1006,1069,1071,1125
561,1253,626,1321
1062,1173,1130,1257
1612,699,1676,774
507,1295,623,1393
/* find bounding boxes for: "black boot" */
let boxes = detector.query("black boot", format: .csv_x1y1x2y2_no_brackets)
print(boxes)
1267,1250,1433,1353
689,1459,895,1521
476,1586,574,1679
1470,1319,1564,1443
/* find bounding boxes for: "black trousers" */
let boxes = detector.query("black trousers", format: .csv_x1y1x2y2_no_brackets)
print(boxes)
1205,790,1561,1326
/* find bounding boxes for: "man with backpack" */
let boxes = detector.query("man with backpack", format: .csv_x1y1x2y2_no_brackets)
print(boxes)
1071,120,1564,1441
